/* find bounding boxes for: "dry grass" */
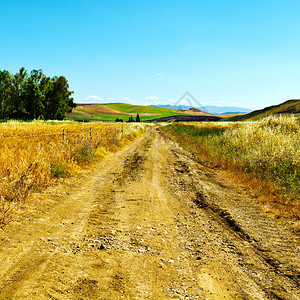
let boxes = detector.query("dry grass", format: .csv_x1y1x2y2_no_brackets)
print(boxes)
0,120,147,228
161,115,300,227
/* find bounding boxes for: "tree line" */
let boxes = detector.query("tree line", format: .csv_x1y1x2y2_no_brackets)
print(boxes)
0,67,76,120
115,114,141,123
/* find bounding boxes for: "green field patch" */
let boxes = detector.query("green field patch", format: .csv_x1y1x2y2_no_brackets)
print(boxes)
105,103,182,116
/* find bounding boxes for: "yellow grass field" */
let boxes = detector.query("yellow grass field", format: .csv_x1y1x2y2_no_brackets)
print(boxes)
161,115,300,229
0,121,147,227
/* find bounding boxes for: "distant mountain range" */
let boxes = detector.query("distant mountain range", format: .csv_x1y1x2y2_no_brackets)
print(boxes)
150,104,252,115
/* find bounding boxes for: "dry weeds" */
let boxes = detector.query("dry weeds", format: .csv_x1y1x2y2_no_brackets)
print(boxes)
161,115,300,227
0,121,147,227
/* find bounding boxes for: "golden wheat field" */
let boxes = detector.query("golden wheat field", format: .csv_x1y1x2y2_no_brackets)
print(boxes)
0,121,147,227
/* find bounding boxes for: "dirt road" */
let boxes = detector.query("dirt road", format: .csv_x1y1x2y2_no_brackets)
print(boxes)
0,129,299,299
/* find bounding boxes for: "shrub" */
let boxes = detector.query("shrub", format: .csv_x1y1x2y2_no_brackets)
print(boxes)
74,139,96,163
50,161,67,178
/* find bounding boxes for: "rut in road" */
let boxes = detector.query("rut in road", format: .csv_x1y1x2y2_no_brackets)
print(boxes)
0,129,299,299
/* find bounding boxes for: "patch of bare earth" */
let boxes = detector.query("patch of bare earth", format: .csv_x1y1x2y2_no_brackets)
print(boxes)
0,129,299,299
75,104,125,116
183,109,214,117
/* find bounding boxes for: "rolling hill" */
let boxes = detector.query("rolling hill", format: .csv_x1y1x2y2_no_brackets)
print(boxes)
226,99,300,121
66,100,299,122
67,103,189,122
105,103,182,116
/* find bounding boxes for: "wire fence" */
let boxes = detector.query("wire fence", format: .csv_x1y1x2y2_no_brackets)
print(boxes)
0,126,124,141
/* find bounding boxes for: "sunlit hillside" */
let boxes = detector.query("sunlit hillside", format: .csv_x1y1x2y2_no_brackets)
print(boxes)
67,103,189,122
227,99,300,121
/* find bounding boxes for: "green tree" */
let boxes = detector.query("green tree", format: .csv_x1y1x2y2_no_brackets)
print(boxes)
136,114,140,122
48,76,75,120
0,67,76,120
23,79,45,119
0,70,12,118
10,67,27,117
39,75,54,119
127,116,135,122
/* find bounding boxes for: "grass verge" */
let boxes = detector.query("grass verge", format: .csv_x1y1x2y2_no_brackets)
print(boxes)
160,115,300,231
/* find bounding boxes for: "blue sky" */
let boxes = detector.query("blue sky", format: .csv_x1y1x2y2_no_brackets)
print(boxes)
1,0,300,109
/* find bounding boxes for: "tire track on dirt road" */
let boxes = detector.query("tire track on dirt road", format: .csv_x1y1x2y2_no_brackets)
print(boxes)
161,131,299,299
0,131,152,299
0,128,299,299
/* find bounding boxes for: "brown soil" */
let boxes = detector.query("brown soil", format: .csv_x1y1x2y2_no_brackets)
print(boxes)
75,104,125,116
0,129,299,299
183,109,214,116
